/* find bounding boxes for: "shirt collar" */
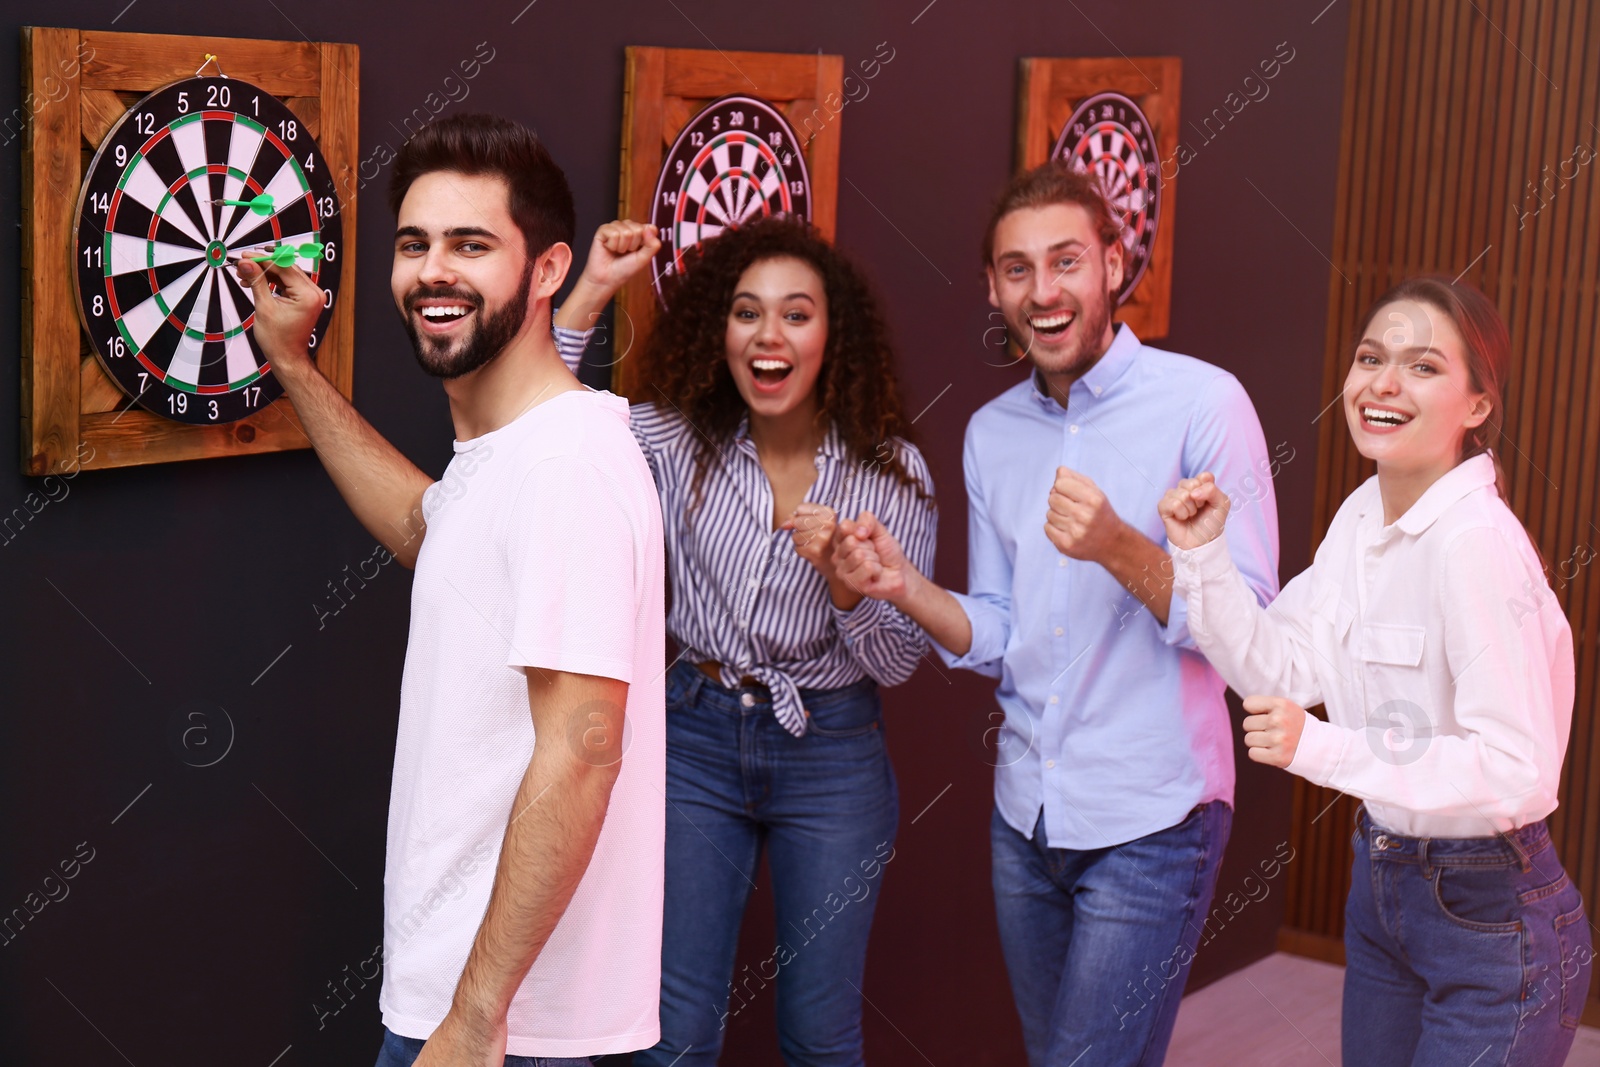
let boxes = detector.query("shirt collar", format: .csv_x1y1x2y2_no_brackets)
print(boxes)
1362,451,1499,536
733,414,849,463
1030,323,1141,409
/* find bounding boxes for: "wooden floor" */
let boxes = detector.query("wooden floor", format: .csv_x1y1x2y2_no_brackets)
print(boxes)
1166,953,1600,1066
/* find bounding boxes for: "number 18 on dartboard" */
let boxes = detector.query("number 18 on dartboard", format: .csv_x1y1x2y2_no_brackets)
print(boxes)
72,76,343,425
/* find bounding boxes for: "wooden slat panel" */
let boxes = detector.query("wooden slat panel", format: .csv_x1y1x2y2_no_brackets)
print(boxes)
1567,0,1600,897
1564,0,1600,918
1531,0,1582,562
1290,0,1600,1022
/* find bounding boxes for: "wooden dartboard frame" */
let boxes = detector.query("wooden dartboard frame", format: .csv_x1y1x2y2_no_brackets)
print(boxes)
612,46,843,398
1016,57,1180,340
20,27,359,474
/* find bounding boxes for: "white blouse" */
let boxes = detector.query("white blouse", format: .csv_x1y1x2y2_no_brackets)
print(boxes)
1169,453,1574,837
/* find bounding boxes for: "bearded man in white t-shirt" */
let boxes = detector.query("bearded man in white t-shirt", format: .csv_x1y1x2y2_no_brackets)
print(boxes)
236,114,666,1066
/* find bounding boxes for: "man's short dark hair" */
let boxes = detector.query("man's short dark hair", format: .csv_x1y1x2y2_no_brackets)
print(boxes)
982,161,1123,265
389,114,575,260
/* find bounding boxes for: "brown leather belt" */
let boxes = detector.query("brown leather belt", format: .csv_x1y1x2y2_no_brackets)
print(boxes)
696,661,766,690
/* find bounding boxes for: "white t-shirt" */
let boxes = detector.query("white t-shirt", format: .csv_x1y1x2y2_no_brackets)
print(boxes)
379,388,665,1057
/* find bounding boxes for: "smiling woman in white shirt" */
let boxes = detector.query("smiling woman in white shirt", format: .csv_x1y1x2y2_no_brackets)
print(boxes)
1159,277,1590,1066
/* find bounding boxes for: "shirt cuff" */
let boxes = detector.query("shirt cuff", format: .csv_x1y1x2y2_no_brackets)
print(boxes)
933,591,996,670
831,595,887,645
1158,582,1194,649
1286,711,1343,785
1168,532,1236,591
551,320,595,373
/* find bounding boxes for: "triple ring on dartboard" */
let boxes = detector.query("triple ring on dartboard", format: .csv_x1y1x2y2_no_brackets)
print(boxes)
1052,91,1160,306
649,94,812,308
72,76,343,425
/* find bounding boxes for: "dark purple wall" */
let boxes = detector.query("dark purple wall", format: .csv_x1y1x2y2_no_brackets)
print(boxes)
0,2,1347,1063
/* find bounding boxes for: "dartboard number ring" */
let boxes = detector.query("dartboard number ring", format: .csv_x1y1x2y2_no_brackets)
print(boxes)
1051,91,1159,306
73,76,343,425
650,94,812,308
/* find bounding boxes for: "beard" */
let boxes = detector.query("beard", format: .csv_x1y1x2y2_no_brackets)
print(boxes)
1016,285,1114,380
401,259,535,380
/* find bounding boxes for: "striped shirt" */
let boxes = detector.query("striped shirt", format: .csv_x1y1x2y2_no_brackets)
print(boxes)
555,325,937,735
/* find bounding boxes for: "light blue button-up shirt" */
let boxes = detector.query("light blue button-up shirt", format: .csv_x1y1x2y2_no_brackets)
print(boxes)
938,324,1281,849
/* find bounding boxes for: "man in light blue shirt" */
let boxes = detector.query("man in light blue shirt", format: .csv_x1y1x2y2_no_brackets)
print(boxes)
836,162,1279,1066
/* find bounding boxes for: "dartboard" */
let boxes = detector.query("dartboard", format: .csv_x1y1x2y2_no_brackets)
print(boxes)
72,76,342,425
1051,91,1159,306
650,94,811,307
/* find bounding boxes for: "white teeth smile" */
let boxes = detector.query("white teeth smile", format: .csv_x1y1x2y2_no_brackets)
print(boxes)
420,306,471,320
1030,311,1074,330
1362,406,1412,426
752,359,792,371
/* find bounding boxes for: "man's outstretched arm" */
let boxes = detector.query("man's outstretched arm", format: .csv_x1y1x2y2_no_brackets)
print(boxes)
237,258,435,567
416,669,627,1066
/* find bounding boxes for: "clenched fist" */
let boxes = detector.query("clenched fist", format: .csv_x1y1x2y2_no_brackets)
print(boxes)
784,503,841,580
577,219,660,295
833,511,911,602
1158,472,1231,550
1240,695,1306,769
1044,468,1125,563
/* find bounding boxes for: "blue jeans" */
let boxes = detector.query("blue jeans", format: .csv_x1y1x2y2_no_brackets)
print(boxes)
991,800,1232,1067
1343,805,1593,1066
633,660,899,1067
373,1027,591,1066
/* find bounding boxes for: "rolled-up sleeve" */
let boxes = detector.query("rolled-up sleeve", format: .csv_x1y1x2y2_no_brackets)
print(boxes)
552,320,594,374
832,441,938,686
936,427,1009,678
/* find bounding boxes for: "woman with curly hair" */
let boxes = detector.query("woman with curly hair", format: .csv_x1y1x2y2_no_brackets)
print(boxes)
553,215,936,1067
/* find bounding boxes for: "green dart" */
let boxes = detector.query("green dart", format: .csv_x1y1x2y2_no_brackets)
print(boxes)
244,242,325,267
211,193,276,216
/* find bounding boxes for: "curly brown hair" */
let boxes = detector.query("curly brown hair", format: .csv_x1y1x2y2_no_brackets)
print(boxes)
639,216,928,510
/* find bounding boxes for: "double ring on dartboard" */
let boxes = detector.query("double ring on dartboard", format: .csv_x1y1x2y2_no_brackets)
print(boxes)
73,76,342,425
1052,91,1159,306
649,94,811,308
